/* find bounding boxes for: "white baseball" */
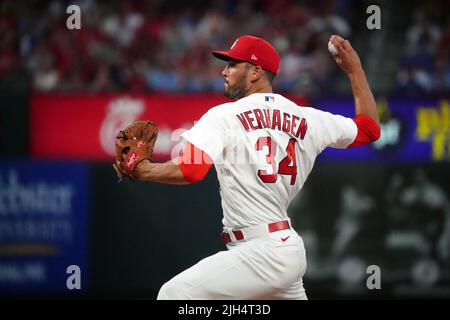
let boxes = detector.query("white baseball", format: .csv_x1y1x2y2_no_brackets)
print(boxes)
328,40,338,55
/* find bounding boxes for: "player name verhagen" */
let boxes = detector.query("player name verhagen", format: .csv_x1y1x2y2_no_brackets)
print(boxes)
236,108,308,139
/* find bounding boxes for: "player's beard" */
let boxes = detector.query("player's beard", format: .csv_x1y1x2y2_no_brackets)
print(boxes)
223,75,249,100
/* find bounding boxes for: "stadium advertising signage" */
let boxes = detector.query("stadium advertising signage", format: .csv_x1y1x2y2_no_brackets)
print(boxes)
0,161,89,292
30,94,449,162
315,97,450,162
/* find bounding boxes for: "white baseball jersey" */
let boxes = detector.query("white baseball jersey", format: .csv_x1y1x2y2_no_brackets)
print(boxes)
182,93,357,229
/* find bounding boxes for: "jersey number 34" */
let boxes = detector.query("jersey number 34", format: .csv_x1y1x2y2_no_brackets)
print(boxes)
256,137,297,185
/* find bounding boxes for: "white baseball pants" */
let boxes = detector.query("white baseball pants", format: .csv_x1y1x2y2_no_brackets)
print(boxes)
157,227,307,300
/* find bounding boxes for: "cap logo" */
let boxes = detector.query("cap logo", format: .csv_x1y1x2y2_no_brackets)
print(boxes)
230,39,239,50
251,54,258,61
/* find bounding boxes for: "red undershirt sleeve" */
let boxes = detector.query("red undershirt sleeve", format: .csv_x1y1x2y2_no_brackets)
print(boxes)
348,114,381,148
178,142,213,183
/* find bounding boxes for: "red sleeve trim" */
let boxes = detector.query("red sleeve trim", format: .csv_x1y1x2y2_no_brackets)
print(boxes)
178,142,213,183
348,114,381,148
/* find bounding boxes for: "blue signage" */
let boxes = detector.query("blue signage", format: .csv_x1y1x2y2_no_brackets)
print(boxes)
0,161,89,293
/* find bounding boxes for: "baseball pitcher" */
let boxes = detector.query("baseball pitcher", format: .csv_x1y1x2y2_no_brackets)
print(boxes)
114,34,380,299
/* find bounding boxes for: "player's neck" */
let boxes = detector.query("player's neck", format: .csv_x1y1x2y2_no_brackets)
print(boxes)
244,83,273,97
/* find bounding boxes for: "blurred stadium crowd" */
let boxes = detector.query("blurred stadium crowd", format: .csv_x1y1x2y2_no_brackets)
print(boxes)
0,0,449,96
396,1,450,96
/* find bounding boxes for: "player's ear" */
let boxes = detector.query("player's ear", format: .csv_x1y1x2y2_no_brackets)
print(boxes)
250,65,263,82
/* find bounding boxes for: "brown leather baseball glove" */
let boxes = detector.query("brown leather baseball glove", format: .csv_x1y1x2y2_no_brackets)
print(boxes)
113,120,158,181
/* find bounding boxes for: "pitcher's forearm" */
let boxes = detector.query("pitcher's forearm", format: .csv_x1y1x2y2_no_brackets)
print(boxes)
329,35,379,124
348,68,379,124
134,159,190,185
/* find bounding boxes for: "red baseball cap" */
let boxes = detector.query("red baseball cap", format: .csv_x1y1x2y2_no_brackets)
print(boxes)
212,35,280,74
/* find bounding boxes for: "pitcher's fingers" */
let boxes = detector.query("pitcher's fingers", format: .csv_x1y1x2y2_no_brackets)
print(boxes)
331,37,346,55
342,40,352,51
330,35,345,43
